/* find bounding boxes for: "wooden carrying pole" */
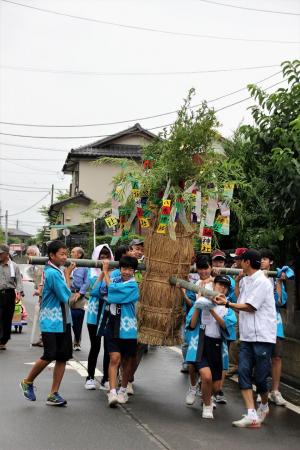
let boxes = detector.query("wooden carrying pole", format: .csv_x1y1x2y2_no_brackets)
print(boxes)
28,256,278,278
169,276,219,298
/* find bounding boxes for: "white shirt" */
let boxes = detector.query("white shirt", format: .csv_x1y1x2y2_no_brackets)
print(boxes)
201,304,226,338
238,270,276,343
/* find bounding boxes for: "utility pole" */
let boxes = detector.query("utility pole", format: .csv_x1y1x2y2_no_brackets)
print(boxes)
51,184,54,205
5,210,8,244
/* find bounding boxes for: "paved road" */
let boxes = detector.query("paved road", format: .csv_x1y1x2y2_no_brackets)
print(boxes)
1,280,300,450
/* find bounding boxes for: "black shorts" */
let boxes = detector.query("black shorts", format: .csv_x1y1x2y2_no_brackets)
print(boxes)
41,324,73,362
193,336,223,381
105,314,137,357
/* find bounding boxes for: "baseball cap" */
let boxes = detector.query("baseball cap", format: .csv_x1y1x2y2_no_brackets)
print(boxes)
0,244,10,254
214,275,231,288
130,238,144,246
240,249,261,265
211,249,226,260
230,247,248,259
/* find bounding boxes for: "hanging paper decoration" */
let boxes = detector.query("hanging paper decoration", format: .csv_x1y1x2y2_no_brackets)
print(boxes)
105,215,118,228
214,214,230,235
201,236,212,253
168,205,177,241
223,183,235,201
204,197,218,227
139,217,150,228
111,198,120,219
218,202,230,217
156,223,168,234
195,191,202,223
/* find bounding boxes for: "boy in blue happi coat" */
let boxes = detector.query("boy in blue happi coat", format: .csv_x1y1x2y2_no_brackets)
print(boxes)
184,275,237,419
20,240,74,407
98,256,139,407
260,249,294,406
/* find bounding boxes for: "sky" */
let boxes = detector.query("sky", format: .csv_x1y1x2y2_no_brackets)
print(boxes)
0,0,299,235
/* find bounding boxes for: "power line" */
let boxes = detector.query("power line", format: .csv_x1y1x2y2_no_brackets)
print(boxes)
0,78,285,140
0,183,53,189
8,192,50,217
0,187,49,192
1,159,61,173
0,157,64,161
0,142,67,152
1,0,299,44
0,63,281,79
0,70,283,129
197,0,300,16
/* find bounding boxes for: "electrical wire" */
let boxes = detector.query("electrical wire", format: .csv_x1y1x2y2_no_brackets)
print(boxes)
0,182,54,189
196,0,300,16
1,159,61,173
8,191,50,217
0,78,285,139
0,187,49,192
0,63,281,79
0,70,283,128
1,0,299,44
0,157,64,161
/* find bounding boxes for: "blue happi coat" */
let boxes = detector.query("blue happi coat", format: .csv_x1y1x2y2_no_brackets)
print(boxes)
272,266,294,339
185,302,237,368
39,263,72,333
98,276,139,339
86,275,108,325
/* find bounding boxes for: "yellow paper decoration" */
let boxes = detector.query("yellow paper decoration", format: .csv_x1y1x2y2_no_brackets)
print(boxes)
156,223,167,234
105,215,118,228
162,199,171,207
139,217,150,228
132,189,140,199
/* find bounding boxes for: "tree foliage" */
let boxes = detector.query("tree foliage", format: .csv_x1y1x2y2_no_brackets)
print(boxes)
224,60,300,261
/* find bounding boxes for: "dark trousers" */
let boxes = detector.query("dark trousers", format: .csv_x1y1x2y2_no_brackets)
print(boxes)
87,323,109,381
0,290,16,345
71,308,85,344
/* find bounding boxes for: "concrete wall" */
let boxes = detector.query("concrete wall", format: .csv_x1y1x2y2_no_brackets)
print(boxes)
58,202,91,226
281,280,300,385
78,162,121,204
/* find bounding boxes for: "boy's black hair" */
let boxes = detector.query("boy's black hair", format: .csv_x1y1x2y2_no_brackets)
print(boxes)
260,248,274,262
196,254,212,269
47,240,67,257
214,275,231,289
119,255,138,271
240,249,261,270
114,245,129,262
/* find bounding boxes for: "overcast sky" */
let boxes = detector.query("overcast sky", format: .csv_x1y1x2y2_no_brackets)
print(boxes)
0,0,299,235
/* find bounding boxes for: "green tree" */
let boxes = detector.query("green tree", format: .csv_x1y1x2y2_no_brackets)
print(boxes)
224,60,300,262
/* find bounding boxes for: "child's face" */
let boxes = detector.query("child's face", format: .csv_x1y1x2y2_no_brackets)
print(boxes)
261,257,272,270
214,282,228,296
131,245,143,259
197,266,212,280
99,251,111,260
120,266,135,281
50,248,68,267
212,257,225,268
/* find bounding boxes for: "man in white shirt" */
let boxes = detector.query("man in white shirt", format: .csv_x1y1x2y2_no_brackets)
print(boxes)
213,249,276,428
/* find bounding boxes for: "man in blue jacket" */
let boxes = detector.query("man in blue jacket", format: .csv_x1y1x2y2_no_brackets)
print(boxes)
20,240,73,406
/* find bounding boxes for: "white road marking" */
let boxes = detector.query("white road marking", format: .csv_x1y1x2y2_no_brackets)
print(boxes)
167,346,300,415
24,360,103,378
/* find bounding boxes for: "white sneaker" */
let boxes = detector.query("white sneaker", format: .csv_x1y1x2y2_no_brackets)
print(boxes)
269,390,286,406
185,387,197,405
117,391,129,404
108,391,118,407
257,404,269,423
256,394,262,403
84,378,97,390
232,415,261,428
127,382,134,396
99,381,109,391
202,404,214,419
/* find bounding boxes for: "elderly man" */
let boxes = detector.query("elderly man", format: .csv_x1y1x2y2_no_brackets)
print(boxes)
213,249,276,428
0,244,23,349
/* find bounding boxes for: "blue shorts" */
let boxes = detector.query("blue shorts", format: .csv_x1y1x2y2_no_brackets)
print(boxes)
192,336,223,381
238,341,274,394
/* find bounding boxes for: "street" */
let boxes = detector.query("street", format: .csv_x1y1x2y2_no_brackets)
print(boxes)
1,280,300,450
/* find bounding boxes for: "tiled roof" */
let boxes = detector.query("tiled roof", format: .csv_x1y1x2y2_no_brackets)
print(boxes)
48,192,91,214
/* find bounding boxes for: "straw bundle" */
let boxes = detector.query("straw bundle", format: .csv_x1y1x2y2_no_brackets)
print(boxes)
137,220,194,346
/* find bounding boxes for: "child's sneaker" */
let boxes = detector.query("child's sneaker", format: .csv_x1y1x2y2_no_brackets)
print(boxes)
20,379,36,401
214,391,227,404
117,391,129,404
108,391,118,407
185,387,197,405
127,382,134,396
46,392,67,406
202,404,214,419
232,415,261,428
257,404,269,423
269,390,286,406
84,378,97,390
99,380,109,391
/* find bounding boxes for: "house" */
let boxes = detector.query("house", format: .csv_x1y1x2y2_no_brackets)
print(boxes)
8,227,32,242
49,123,157,226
